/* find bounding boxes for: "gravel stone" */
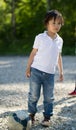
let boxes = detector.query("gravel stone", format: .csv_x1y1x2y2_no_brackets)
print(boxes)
0,56,76,130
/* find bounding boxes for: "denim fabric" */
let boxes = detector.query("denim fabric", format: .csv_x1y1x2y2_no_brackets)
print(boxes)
28,67,55,118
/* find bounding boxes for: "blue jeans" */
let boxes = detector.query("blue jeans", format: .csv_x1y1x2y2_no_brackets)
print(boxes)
28,67,55,118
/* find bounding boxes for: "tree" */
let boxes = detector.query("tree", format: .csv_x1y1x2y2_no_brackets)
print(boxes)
0,0,76,55
4,0,16,38
46,0,51,11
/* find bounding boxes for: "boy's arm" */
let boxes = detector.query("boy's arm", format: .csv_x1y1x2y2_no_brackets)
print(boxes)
57,53,64,81
25,48,38,77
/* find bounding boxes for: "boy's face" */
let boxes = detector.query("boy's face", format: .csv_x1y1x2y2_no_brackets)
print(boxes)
46,18,62,34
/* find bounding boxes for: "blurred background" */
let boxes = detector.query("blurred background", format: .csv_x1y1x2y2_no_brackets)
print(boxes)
0,0,76,55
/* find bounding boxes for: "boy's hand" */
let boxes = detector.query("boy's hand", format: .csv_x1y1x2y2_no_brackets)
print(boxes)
25,68,31,78
57,73,64,82
59,73,63,81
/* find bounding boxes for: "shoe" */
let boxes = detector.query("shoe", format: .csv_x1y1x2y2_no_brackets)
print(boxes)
29,113,35,125
68,90,76,96
41,117,51,127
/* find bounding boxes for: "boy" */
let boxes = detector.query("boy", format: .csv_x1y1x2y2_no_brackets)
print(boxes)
26,10,64,127
68,76,76,96
68,83,76,96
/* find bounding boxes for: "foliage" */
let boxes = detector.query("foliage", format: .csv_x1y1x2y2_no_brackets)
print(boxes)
0,0,76,55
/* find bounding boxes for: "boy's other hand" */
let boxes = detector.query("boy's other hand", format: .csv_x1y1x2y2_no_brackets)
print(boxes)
25,68,31,78
57,74,63,82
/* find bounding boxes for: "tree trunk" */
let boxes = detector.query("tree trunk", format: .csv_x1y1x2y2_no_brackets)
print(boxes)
11,0,16,39
46,0,51,11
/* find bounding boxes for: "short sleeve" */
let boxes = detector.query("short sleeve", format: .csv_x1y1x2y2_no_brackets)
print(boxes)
33,35,40,49
59,38,63,53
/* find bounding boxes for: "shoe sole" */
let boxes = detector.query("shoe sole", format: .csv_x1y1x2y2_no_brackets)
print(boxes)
41,122,51,127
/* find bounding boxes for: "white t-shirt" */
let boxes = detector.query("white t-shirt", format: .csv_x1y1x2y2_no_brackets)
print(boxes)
31,31,63,74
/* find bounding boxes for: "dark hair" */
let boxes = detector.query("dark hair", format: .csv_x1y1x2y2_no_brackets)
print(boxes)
44,10,64,26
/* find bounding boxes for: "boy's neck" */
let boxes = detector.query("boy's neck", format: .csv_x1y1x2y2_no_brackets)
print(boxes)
47,31,57,39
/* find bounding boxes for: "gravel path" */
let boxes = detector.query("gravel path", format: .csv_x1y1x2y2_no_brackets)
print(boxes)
0,56,76,130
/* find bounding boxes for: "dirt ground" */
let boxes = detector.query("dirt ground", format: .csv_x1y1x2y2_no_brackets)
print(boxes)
0,56,76,130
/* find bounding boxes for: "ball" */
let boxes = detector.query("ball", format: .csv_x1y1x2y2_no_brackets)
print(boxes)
7,110,32,130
